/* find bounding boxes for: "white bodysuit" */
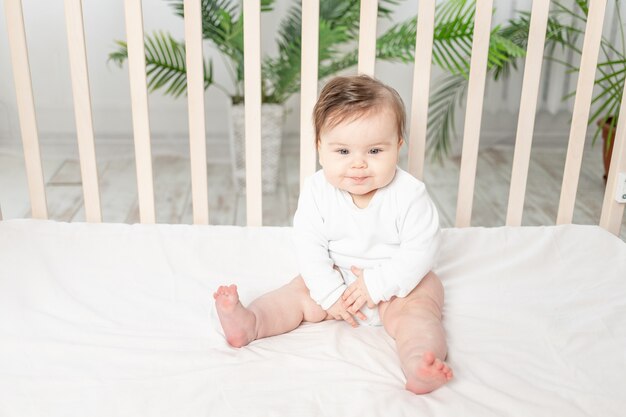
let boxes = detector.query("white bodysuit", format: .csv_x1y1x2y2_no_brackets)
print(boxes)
293,167,441,325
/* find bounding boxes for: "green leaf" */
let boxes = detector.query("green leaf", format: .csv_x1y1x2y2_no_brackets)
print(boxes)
111,31,214,98
108,40,129,67
426,74,468,162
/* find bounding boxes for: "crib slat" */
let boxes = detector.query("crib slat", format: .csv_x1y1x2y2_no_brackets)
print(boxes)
64,0,102,223
455,0,493,227
599,79,626,235
357,0,378,76
184,0,209,225
557,0,608,225
299,0,320,189
407,0,436,180
123,0,156,224
4,0,48,219
506,0,551,227
243,0,263,227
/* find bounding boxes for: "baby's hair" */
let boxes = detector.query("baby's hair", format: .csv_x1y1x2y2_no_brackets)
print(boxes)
313,75,406,144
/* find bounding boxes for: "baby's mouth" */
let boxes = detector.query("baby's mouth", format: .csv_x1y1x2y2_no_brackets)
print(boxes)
348,176,369,184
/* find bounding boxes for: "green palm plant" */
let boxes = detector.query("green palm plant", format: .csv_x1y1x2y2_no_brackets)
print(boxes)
417,0,528,161
504,0,624,177
108,0,530,161
109,0,402,104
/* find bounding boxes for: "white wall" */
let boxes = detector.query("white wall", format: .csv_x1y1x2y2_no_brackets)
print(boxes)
0,0,617,158
0,0,318,152
0,0,232,151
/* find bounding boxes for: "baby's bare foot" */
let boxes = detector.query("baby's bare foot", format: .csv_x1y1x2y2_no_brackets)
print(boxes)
405,351,453,394
213,284,257,348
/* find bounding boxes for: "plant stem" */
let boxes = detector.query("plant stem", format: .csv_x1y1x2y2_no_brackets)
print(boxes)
219,53,240,97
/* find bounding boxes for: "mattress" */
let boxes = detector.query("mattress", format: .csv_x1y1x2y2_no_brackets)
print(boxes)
0,219,625,416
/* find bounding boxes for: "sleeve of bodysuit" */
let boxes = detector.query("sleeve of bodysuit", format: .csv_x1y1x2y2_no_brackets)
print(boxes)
292,178,347,310
362,182,441,304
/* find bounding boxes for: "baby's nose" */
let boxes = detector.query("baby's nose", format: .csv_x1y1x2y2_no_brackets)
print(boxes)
352,157,367,168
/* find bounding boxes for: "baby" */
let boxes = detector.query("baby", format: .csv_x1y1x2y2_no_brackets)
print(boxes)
213,75,453,394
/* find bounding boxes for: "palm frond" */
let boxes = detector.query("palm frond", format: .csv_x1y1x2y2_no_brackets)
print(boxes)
426,73,468,162
263,1,306,102
108,31,213,98
374,18,416,64
377,0,526,79
146,32,190,97
376,0,528,160
168,0,245,84
432,0,475,77
487,32,526,79
505,0,625,145
265,0,403,102
108,40,129,67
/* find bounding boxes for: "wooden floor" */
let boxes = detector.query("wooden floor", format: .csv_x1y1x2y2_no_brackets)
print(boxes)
1,144,624,240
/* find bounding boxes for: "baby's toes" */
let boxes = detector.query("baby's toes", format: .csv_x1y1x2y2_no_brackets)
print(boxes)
214,286,230,298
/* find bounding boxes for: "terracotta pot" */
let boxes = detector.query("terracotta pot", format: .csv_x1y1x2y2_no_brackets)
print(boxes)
598,117,617,182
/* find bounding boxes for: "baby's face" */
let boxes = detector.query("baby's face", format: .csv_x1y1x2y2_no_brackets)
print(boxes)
317,108,402,199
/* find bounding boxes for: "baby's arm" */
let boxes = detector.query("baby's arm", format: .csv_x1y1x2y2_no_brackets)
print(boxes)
293,177,347,310
361,183,440,304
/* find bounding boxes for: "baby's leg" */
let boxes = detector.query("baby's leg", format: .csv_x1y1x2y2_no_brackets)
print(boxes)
379,271,453,394
213,276,328,347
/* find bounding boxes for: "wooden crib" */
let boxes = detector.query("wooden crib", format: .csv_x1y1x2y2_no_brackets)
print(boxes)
1,1,625,416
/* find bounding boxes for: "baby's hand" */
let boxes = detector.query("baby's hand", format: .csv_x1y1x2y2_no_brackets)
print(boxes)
326,297,366,328
342,266,376,315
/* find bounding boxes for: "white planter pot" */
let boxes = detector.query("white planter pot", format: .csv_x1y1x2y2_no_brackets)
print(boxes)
229,104,284,193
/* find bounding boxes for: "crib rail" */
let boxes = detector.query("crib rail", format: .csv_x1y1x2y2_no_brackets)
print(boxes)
407,0,435,181
455,0,493,228
506,0,550,227
64,0,101,223
4,0,46,220
242,0,263,227
184,0,209,225
123,0,156,224
3,0,625,235
557,0,609,225
299,0,319,188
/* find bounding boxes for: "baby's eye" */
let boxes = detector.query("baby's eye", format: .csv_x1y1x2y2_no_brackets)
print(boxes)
369,148,382,154
337,149,349,155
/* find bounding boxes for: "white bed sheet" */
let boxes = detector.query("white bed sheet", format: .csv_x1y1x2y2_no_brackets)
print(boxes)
0,219,625,416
